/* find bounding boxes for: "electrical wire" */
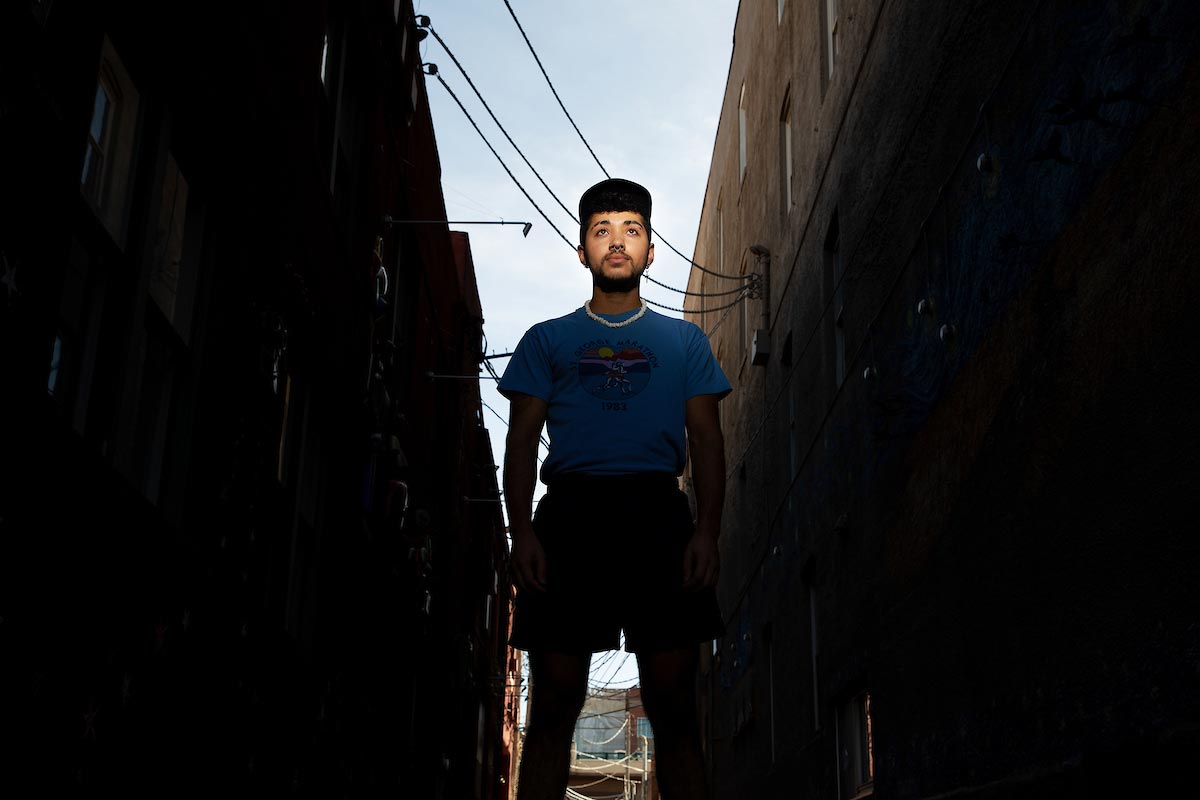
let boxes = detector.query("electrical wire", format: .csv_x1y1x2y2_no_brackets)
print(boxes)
566,788,630,800
705,287,752,337
587,651,636,692
480,399,549,464
427,22,747,304
566,788,628,800
500,0,609,179
428,26,580,225
649,286,752,317
569,753,646,772
577,715,629,746
497,0,746,282
482,338,551,451
567,774,617,790
644,273,748,296
423,19,753,317
434,73,577,251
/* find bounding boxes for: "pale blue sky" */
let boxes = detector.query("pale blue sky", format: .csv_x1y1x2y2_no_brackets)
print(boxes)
421,0,740,688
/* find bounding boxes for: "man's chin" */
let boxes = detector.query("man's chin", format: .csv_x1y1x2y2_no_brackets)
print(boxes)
593,273,642,293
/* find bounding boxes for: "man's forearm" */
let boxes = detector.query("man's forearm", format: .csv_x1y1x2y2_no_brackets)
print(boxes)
503,437,539,538
690,434,725,539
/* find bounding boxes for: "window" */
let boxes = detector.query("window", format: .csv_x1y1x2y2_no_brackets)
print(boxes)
805,561,821,732
737,258,749,362
837,691,874,799
767,628,777,763
717,193,725,275
637,717,654,739
825,0,840,79
47,332,64,395
824,213,845,387
788,380,798,478
320,33,330,85
779,90,794,213
149,153,189,326
738,83,748,181
81,38,140,247
80,78,113,202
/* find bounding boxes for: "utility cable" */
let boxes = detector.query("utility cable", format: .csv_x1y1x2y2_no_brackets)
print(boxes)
435,73,577,251
425,17,749,306
428,26,580,224
497,0,747,282
644,273,747,296
567,788,629,800
567,774,616,790
656,229,749,281
501,0,610,179
705,287,752,337
651,286,752,317
481,363,550,452
578,715,629,746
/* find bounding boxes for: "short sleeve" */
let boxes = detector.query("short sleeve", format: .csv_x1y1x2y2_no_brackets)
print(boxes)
498,326,554,402
685,323,732,400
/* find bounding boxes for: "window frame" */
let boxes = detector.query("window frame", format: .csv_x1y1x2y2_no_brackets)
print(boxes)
779,89,794,213
738,82,748,183
836,690,875,799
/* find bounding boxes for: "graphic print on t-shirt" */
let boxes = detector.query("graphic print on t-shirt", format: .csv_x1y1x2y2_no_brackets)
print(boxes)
577,344,653,398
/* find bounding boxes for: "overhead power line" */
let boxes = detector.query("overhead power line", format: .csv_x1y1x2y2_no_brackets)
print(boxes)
428,25,580,225
497,1,746,283
423,17,753,324
644,274,748,297
481,358,551,451
434,73,577,251
500,0,610,179
424,23,746,304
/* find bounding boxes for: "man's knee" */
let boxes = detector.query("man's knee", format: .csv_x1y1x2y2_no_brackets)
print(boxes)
637,649,701,739
528,651,590,730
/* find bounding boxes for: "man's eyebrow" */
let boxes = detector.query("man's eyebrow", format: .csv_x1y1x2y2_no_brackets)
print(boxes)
623,219,645,228
589,218,611,229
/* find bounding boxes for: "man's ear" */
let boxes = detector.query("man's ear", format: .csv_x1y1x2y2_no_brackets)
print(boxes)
646,241,655,266
577,245,588,266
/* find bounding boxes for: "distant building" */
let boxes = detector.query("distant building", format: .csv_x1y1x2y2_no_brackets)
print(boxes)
685,1,1200,797
1,1,511,795
569,686,657,800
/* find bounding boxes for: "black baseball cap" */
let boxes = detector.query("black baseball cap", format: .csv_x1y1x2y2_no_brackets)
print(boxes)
578,178,652,224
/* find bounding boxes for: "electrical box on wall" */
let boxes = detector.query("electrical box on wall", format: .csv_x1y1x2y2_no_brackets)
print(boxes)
751,329,770,366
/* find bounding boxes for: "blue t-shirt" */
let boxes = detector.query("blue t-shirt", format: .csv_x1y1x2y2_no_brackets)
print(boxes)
498,306,731,481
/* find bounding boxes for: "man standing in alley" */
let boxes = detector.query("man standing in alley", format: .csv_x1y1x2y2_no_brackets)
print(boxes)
499,178,731,799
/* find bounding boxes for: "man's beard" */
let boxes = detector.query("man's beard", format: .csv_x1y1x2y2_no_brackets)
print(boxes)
589,257,646,293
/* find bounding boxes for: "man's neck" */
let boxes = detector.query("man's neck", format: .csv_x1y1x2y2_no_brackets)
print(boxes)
588,287,642,315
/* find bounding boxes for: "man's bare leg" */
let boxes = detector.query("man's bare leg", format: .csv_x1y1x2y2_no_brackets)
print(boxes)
636,647,710,800
517,651,591,800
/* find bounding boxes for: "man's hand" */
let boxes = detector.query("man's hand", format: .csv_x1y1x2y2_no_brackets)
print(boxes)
684,393,725,591
682,530,720,590
503,393,549,594
510,527,547,593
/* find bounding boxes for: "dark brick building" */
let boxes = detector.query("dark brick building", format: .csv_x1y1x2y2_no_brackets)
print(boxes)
1,1,511,796
684,1,1200,797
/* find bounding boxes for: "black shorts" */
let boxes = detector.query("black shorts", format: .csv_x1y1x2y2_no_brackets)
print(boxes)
509,473,725,654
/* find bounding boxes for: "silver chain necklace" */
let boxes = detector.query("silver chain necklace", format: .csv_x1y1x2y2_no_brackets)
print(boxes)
584,299,648,329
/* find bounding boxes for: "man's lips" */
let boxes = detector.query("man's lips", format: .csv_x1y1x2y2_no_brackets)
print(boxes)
606,253,628,263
